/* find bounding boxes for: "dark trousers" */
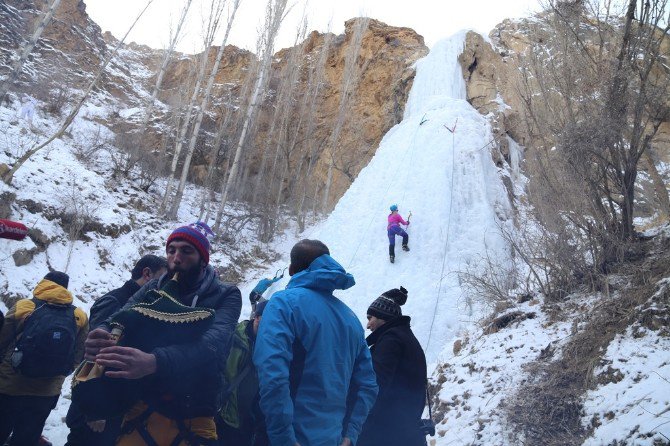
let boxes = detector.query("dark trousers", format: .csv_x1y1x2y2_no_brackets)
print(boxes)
65,401,121,446
216,417,268,446
217,421,251,446
387,225,408,247
0,393,58,446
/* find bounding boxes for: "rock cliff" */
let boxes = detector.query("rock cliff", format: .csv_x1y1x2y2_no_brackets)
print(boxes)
458,16,670,220
0,0,428,209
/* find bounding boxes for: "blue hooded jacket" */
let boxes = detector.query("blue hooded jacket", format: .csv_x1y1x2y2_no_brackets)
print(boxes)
253,254,378,446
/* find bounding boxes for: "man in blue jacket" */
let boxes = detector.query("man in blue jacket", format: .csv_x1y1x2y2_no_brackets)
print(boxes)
253,239,378,446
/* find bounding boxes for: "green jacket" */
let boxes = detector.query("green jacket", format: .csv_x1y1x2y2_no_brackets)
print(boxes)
220,320,258,429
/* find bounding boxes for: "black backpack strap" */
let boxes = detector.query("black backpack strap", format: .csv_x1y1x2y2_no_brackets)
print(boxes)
136,426,160,446
12,298,40,342
221,361,253,403
173,418,203,446
121,405,159,446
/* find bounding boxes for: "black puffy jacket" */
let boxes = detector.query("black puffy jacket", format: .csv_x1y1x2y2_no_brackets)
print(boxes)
89,279,141,329
104,266,242,418
357,316,427,446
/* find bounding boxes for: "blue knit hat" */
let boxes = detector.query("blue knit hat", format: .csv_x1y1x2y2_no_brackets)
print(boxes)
390,204,398,212
166,221,214,265
255,299,269,317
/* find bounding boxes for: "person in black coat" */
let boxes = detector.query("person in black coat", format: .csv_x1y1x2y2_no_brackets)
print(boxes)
357,286,427,446
65,255,167,446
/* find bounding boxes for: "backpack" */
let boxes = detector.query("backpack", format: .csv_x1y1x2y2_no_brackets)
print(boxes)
10,298,77,378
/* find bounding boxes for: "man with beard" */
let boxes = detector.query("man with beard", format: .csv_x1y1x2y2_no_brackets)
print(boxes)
83,222,242,446
65,254,167,446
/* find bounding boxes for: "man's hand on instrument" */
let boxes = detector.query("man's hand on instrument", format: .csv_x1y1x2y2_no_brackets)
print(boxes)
96,346,157,379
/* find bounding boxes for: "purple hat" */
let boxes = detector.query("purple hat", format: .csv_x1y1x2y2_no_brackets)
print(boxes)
166,221,214,265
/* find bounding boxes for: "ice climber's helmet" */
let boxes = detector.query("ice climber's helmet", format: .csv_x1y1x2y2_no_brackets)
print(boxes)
390,204,398,212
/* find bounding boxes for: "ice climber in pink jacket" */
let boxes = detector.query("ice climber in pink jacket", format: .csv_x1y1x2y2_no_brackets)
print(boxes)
387,204,410,263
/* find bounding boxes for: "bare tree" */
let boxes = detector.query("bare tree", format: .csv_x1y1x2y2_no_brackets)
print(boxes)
321,17,370,212
167,0,243,218
251,17,309,206
161,0,227,210
1,0,155,185
141,0,193,129
292,32,334,229
518,0,670,284
196,89,235,219
0,0,63,100
212,0,291,232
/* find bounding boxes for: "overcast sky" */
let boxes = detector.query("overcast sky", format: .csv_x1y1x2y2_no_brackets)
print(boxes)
84,0,543,54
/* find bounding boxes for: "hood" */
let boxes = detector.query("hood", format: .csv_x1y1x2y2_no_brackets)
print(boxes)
287,254,355,293
33,279,73,304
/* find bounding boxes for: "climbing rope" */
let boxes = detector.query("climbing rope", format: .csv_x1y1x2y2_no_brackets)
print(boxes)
425,119,458,353
399,114,428,205
344,112,427,269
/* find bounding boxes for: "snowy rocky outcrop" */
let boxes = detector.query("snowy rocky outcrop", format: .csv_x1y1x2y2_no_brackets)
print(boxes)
1,0,428,208
458,18,670,224
429,229,670,446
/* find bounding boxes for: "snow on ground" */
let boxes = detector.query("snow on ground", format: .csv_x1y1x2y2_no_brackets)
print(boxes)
581,278,670,446
428,297,574,445
582,326,670,445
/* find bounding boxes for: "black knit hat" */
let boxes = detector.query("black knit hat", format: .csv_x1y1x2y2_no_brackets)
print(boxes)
367,286,408,321
44,271,69,289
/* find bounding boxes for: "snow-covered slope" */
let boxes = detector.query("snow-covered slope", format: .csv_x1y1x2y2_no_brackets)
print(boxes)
252,32,513,364
3,24,667,445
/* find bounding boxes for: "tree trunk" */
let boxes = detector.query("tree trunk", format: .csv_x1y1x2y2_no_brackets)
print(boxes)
161,1,225,211
197,95,233,220
644,150,670,218
2,0,154,184
251,23,307,206
168,0,241,218
213,0,289,232
293,34,333,221
0,0,63,100
141,0,192,129
320,18,369,212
